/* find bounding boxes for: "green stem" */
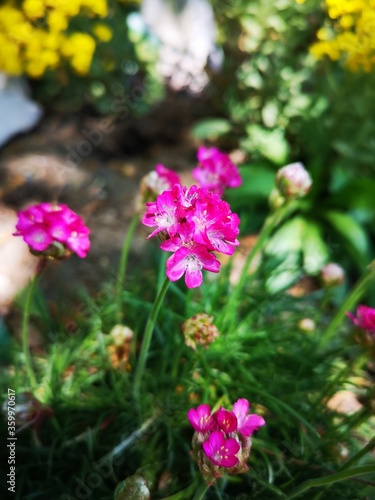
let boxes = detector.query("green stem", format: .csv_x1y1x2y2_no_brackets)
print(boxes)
116,214,139,320
192,480,209,500
222,201,298,327
133,276,170,397
320,263,375,348
21,274,39,389
338,435,375,472
285,464,375,499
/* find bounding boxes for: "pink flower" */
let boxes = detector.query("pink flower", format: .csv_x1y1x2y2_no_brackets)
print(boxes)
188,399,265,484
347,305,375,335
215,408,238,433
233,399,266,437
142,184,183,239
155,164,180,187
165,245,220,288
202,430,240,468
187,404,216,433
14,203,90,259
193,146,242,196
142,183,240,288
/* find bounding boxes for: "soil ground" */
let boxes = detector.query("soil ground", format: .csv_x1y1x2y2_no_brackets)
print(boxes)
0,94,205,338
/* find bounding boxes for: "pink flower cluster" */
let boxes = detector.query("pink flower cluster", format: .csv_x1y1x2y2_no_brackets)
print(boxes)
193,146,242,196
188,399,265,484
142,184,240,288
14,203,90,259
347,305,375,335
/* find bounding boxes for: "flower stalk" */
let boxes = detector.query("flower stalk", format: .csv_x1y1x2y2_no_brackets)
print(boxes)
133,276,170,398
116,213,139,319
192,481,209,500
21,274,40,389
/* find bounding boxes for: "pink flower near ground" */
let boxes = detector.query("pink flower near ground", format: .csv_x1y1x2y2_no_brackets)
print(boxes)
347,305,375,335
14,203,90,258
188,398,265,483
187,404,216,434
233,398,266,437
202,430,240,468
193,146,242,196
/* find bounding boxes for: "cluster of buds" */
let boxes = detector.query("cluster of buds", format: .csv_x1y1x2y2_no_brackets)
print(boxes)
13,203,90,259
193,146,242,196
275,162,312,200
181,313,220,350
107,325,134,371
142,183,240,288
320,262,345,288
188,399,265,485
347,305,375,355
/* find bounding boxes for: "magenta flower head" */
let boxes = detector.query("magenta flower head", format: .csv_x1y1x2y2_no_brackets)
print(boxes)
233,398,266,437
142,184,240,288
187,404,216,435
188,398,265,485
276,162,312,199
193,146,242,196
13,203,90,259
347,305,375,335
203,430,240,468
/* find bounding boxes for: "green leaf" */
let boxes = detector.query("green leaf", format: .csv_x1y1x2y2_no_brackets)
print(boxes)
191,118,232,140
323,211,370,268
301,220,329,275
244,125,290,164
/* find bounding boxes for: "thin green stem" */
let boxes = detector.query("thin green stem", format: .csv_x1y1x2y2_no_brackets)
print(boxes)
116,213,139,320
192,480,209,500
320,263,375,348
285,464,375,499
133,276,170,398
221,201,298,327
162,482,198,500
21,274,39,389
338,435,375,472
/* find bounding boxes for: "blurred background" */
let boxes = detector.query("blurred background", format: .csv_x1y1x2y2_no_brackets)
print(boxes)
1,0,375,313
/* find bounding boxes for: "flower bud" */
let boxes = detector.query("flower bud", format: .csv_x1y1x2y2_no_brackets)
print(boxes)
107,325,134,371
320,263,345,288
276,162,312,198
136,165,180,211
298,318,316,332
114,473,151,500
109,325,134,346
181,313,220,350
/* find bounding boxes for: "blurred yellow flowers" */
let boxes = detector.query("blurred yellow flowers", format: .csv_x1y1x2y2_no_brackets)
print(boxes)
310,0,375,72
0,0,109,78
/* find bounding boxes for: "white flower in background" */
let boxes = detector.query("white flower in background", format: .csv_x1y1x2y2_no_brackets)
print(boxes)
141,0,222,93
0,73,42,148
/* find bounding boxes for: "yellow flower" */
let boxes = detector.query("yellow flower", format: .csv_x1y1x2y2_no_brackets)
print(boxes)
23,0,45,20
93,23,113,42
63,33,96,75
48,11,68,32
311,0,375,71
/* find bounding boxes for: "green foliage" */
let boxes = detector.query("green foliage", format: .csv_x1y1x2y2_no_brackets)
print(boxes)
206,0,375,276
